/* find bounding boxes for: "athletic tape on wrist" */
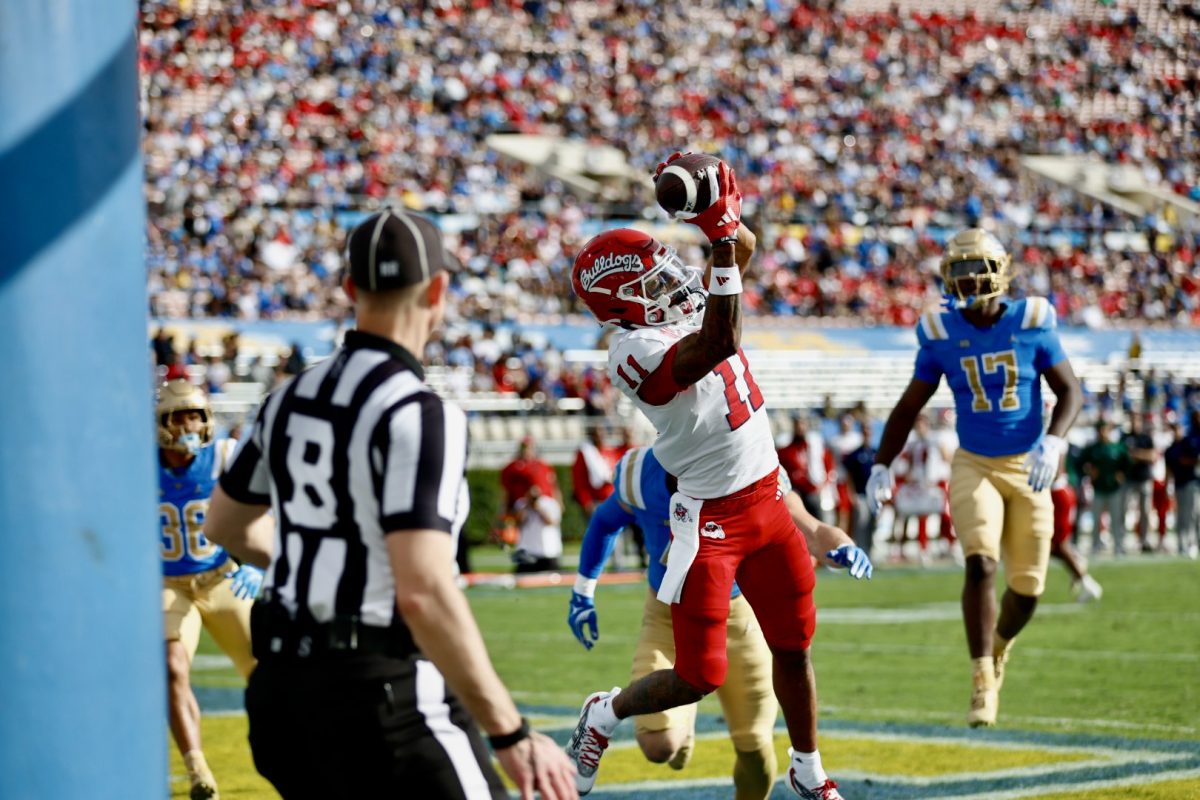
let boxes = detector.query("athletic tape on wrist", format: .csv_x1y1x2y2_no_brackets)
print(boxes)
708,266,742,295
573,575,598,597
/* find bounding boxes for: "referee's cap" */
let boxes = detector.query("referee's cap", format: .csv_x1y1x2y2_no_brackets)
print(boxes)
346,209,454,291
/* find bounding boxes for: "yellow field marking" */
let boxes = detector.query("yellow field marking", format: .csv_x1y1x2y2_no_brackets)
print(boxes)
596,730,1095,786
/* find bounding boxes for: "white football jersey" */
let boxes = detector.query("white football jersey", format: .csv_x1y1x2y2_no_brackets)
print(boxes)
608,324,778,499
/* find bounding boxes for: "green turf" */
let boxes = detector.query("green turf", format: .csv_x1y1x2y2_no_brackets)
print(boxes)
472,558,1200,739
185,557,1200,797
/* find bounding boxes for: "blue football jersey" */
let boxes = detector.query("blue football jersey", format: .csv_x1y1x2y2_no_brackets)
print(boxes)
610,447,673,593
159,439,237,576
913,297,1067,457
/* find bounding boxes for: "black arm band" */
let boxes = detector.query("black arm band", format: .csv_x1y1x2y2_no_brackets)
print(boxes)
487,717,531,750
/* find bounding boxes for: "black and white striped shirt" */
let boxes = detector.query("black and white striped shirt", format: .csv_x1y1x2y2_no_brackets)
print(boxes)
220,330,469,627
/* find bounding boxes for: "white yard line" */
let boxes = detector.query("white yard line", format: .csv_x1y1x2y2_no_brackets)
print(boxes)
819,703,1198,735
932,767,1200,800
192,654,236,670
815,640,1199,663
816,603,1086,624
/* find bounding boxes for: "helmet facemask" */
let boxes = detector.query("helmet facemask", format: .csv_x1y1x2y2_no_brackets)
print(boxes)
939,229,1013,310
943,257,1011,309
157,379,215,455
614,245,706,327
160,410,211,456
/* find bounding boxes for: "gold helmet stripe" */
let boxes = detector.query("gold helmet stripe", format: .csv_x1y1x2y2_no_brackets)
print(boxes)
623,446,649,510
1021,297,1048,330
921,311,949,341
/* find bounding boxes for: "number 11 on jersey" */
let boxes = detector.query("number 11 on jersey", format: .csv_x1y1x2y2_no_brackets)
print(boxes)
715,350,764,431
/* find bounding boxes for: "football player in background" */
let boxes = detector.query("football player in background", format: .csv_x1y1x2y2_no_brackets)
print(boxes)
565,158,845,800
866,230,1083,728
1048,450,1103,602
568,447,870,800
158,380,265,799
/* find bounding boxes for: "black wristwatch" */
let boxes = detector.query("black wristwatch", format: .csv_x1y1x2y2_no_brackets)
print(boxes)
487,717,531,750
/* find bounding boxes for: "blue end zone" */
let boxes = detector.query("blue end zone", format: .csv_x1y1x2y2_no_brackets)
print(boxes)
195,690,1200,798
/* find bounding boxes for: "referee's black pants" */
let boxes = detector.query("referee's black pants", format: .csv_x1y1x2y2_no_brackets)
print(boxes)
246,653,509,799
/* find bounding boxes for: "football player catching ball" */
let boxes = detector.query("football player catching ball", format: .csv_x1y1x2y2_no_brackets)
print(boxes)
563,156,846,800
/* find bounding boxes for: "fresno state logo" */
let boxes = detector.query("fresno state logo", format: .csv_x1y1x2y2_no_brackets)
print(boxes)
701,521,725,539
672,502,691,524
579,252,643,291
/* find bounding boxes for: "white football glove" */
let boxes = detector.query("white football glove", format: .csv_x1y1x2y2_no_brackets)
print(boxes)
865,463,894,513
826,544,874,580
1024,434,1068,492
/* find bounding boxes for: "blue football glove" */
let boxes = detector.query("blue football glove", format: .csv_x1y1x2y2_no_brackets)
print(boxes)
226,563,265,600
826,544,873,580
567,592,599,650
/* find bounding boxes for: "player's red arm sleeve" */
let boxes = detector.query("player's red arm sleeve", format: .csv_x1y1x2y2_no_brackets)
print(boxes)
636,345,685,406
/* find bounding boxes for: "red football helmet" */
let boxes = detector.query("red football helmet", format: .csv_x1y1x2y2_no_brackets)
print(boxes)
571,229,705,328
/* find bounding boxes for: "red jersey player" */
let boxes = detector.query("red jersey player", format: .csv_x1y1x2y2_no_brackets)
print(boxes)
563,158,843,800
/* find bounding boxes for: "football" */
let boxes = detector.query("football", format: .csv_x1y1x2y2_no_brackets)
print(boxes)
654,152,725,218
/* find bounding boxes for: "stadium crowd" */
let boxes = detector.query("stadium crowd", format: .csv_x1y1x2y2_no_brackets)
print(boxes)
141,0,1199,328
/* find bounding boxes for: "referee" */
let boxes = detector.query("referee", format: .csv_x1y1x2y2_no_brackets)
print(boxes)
205,209,576,800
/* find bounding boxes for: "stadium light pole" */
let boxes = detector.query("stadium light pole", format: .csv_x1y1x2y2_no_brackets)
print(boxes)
0,2,165,797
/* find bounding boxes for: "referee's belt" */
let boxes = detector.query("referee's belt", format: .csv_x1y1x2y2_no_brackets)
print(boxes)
251,594,418,661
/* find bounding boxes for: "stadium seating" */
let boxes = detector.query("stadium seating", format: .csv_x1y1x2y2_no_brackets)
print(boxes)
140,0,1199,330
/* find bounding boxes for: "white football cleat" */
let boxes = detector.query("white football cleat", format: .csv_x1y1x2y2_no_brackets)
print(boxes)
1075,574,1103,603
565,688,620,795
787,774,844,800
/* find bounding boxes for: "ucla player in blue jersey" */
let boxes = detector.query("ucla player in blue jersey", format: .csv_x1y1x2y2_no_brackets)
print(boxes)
158,380,266,800
568,447,870,800
866,230,1083,728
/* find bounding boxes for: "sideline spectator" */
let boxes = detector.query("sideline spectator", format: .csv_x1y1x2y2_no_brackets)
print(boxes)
513,485,563,574
1081,419,1130,555
1165,415,1200,558
1122,413,1157,552
777,414,833,522
500,436,559,513
571,427,625,518
842,435,879,556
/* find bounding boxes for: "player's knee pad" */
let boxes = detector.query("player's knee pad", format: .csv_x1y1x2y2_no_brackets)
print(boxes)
1007,573,1045,598
637,733,680,764
733,745,777,800
675,653,726,695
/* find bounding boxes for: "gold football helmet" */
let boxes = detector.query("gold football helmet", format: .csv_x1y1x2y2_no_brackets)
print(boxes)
940,228,1012,308
157,379,214,454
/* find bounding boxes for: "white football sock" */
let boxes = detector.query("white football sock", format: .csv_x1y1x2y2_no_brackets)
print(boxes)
789,748,828,788
589,688,622,736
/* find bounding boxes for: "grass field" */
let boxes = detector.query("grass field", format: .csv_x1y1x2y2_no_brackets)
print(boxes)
176,556,1200,798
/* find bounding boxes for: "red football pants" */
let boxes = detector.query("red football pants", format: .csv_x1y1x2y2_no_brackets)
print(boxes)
671,471,817,693
1051,484,1077,546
